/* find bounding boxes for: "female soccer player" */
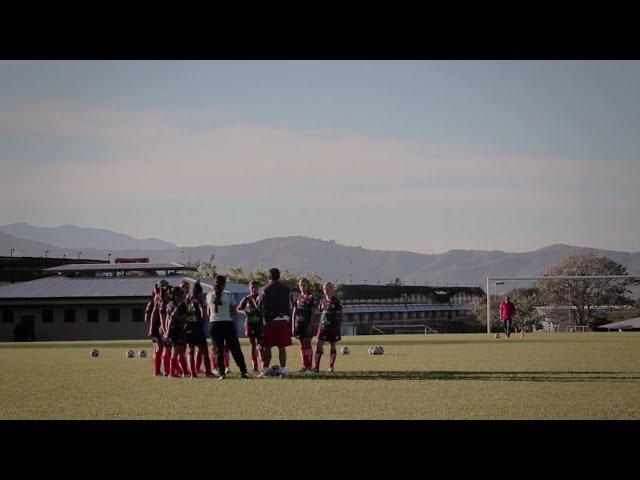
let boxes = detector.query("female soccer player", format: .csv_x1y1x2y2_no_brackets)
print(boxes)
164,286,190,377
145,283,164,376
184,281,214,378
291,278,316,372
157,281,175,376
313,282,342,373
207,275,249,379
236,280,264,372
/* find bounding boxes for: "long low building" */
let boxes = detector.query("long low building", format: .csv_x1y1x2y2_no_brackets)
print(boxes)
0,262,248,342
337,285,486,334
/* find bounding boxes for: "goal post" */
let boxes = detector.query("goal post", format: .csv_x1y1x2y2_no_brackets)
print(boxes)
486,275,640,334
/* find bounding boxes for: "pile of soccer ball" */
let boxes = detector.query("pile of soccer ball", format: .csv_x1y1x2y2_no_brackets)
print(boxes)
368,345,384,355
340,346,350,355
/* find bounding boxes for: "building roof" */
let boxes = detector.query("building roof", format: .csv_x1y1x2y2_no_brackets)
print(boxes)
596,317,640,330
44,262,196,273
0,274,248,301
338,285,485,302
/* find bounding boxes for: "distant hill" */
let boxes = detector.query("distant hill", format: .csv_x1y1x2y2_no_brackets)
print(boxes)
0,223,176,251
1,229,639,290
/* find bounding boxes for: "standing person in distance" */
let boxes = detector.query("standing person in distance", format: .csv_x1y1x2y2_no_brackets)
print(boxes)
257,268,293,377
236,280,264,372
291,278,317,373
313,282,342,373
206,275,250,379
500,295,517,339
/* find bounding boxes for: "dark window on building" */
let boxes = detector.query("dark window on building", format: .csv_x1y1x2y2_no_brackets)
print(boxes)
64,309,76,323
42,310,53,323
87,309,99,323
132,308,144,322
108,309,120,323
2,310,14,323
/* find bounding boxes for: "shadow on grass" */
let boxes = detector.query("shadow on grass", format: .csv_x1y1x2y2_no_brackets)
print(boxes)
286,370,640,382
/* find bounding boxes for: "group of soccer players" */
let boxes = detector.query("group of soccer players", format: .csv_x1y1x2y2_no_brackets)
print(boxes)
144,267,343,378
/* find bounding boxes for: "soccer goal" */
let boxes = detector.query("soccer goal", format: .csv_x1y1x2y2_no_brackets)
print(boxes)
485,275,640,334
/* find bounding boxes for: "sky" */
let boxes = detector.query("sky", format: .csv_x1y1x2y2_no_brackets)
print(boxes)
0,61,639,254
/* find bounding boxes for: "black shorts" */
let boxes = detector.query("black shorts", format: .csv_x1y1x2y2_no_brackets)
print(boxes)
168,325,186,346
184,322,207,346
293,319,315,339
149,327,162,343
317,325,341,343
245,321,263,340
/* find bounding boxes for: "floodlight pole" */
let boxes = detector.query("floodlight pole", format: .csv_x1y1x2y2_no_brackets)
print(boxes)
486,277,491,334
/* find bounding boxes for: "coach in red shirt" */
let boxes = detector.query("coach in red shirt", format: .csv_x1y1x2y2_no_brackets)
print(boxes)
257,268,293,376
500,296,516,338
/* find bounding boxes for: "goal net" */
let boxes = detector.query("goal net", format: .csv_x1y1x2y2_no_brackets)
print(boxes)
485,275,640,334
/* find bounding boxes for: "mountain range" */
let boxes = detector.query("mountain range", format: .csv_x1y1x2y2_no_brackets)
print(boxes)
1,223,639,287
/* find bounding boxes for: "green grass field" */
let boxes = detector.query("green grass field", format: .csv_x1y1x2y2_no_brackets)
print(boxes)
1,333,639,419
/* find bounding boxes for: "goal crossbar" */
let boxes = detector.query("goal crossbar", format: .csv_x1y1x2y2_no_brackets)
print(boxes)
486,275,640,334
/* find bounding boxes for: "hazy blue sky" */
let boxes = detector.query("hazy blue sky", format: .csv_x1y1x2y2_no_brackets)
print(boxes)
1,61,638,253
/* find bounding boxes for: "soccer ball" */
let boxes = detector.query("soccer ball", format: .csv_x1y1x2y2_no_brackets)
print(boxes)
270,365,281,376
494,333,500,339
368,345,384,355
90,348,99,357
138,349,147,358
125,349,135,358
340,346,350,355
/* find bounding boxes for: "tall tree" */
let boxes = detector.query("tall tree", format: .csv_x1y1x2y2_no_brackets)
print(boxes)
535,253,639,326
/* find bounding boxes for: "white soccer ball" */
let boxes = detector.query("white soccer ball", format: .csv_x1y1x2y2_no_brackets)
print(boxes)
125,349,135,358
90,348,99,357
340,346,350,355
368,345,384,355
494,333,500,339
138,349,147,358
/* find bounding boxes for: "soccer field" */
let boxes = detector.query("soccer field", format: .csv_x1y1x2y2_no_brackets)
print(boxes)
1,333,639,420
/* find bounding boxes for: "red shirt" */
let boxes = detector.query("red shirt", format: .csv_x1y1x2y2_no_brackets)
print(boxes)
500,300,516,319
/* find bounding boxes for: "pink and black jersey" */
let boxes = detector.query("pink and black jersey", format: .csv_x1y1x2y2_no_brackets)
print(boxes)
318,296,342,328
293,293,316,338
183,295,207,344
239,294,262,324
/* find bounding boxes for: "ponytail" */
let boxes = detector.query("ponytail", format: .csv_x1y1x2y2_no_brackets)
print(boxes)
213,275,226,311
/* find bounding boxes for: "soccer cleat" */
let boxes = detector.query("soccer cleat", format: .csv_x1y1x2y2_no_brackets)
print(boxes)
241,372,250,379
312,367,320,373
225,367,231,374
298,367,310,373
212,369,220,377
279,368,288,377
328,367,334,372
154,372,164,377
218,374,226,380
190,374,198,378
205,373,216,379
257,368,271,377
